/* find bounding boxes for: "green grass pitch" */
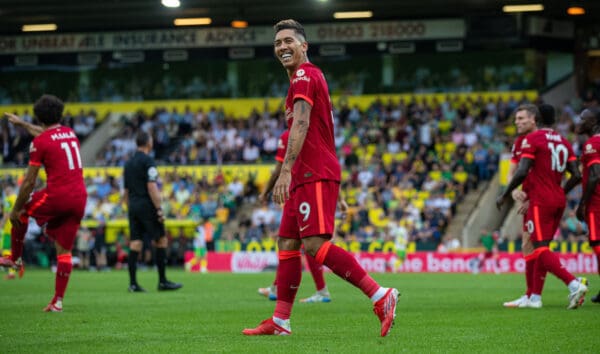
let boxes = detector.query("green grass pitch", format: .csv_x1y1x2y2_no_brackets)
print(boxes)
0,269,598,353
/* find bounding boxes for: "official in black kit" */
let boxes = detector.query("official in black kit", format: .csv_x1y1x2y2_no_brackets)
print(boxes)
124,131,182,292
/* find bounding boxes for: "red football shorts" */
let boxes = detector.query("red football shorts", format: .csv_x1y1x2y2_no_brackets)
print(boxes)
279,180,339,239
25,189,86,250
586,208,600,243
523,204,564,243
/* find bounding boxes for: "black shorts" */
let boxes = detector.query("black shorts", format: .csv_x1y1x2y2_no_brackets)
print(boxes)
128,203,165,241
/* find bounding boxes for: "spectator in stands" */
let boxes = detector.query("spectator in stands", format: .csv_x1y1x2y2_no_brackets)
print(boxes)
242,141,260,162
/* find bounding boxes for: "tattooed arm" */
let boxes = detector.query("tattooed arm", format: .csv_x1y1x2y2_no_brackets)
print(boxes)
272,99,311,204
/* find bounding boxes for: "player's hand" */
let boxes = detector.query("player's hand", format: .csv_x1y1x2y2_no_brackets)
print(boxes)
517,200,529,215
337,199,349,220
4,112,23,126
338,199,348,213
521,236,534,256
576,203,586,222
257,193,267,204
9,209,25,227
511,189,527,202
495,194,509,210
272,170,291,205
156,208,165,223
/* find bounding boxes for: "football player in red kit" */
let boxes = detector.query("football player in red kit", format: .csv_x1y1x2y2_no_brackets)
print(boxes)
497,104,587,309
576,108,600,303
243,19,398,337
0,95,87,312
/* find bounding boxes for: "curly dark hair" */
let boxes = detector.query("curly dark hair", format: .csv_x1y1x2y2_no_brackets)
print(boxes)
33,94,64,126
537,103,556,126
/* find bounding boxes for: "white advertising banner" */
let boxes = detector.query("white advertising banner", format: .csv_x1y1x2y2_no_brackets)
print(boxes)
0,19,465,54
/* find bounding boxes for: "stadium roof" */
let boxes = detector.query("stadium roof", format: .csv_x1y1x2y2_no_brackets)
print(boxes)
0,0,598,35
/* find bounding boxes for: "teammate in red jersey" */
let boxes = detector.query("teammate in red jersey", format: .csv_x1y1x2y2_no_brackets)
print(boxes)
257,129,347,303
497,104,587,309
243,19,398,337
0,95,87,312
576,108,600,303
502,104,539,307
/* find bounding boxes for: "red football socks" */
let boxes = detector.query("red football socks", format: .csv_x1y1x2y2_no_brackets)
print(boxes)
524,256,536,297
316,241,379,298
534,247,575,289
305,252,326,291
10,215,28,262
55,253,73,301
274,250,302,320
594,246,600,276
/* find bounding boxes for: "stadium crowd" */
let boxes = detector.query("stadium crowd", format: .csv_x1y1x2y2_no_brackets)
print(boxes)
1,93,592,269
1,109,99,166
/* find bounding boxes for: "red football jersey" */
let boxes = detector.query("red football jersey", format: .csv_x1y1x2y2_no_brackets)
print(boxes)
275,130,289,163
285,62,341,190
511,134,530,191
511,135,525,164
29,125,86,197
520,128,575,207
581,135,600,210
